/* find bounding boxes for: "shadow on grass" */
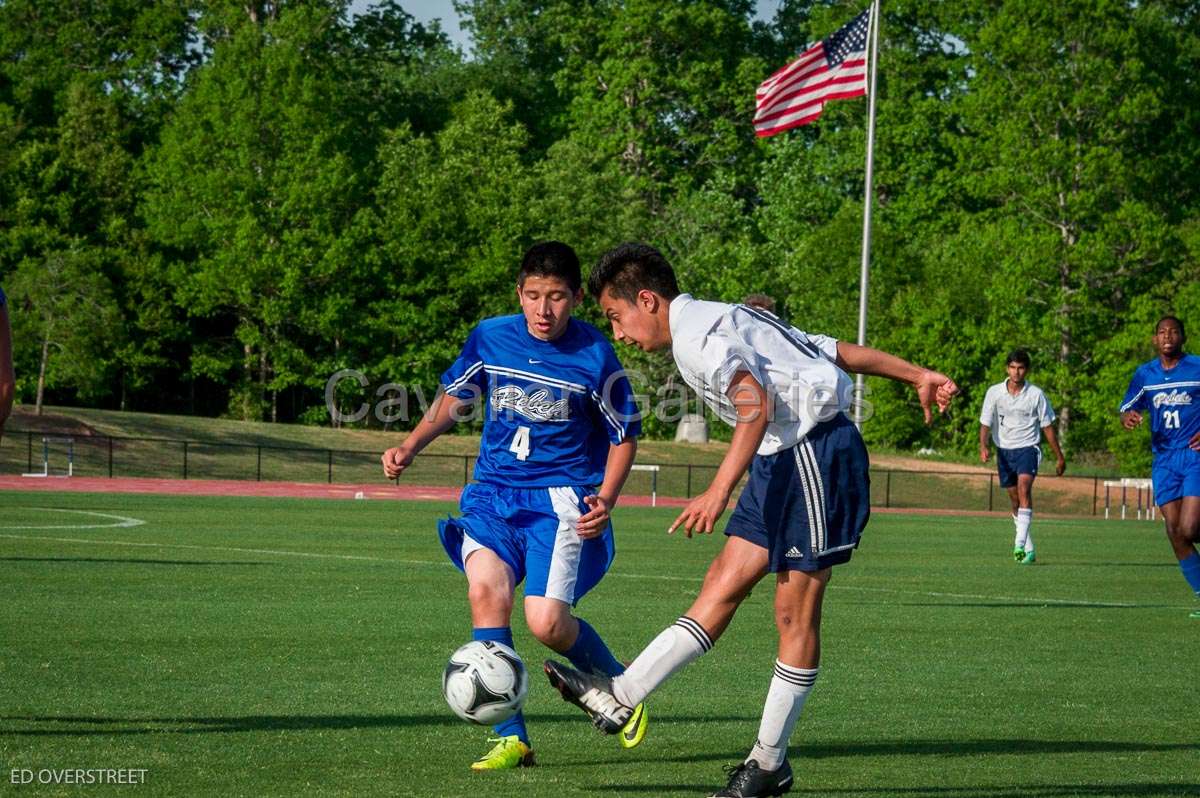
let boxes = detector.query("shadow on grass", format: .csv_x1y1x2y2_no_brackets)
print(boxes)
597,783,1200,797
0,710,768,737
837,599,1167,610
876,602,1172,610
0,713,462,735
568,738,1199,767
0,556,270,567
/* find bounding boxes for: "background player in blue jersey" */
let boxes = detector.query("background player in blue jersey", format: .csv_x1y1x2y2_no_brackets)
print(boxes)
0,285,13,442
380,242,646,769
1120,315,1200,619
544,243,958,798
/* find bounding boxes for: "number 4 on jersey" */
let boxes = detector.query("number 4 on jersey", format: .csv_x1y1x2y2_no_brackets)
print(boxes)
509,426,532,461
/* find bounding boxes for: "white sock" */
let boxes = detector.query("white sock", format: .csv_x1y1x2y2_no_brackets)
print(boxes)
747,661,819,770
1017,508,1033,552
612,616,713,708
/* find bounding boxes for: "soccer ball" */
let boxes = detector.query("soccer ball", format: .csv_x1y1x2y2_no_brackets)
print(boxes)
442,640,528,725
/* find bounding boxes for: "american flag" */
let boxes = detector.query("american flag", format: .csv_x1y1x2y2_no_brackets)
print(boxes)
754,8,871,137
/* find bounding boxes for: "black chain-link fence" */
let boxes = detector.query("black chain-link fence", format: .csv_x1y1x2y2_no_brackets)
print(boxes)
1,429,1132,516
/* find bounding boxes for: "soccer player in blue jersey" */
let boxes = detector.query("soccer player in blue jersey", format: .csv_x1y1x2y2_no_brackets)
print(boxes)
0,285,13,441
380,242,647,770
1120,315,1200,620
544,243,958,798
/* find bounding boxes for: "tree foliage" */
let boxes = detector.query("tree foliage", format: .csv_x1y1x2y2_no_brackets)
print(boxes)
0,0,1196,471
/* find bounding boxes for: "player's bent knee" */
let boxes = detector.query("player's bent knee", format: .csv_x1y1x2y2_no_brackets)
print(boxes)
524,608,573,648
467,580,514,616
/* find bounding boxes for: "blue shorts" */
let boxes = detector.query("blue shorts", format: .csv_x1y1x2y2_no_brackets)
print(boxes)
438,482,614,605
1151,448,1200,506
724,415,870,572
997,446,1041,488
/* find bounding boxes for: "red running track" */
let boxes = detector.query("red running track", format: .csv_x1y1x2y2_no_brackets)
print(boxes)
0,475,691,507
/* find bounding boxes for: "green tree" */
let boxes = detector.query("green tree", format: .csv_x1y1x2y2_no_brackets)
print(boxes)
142,3,372,420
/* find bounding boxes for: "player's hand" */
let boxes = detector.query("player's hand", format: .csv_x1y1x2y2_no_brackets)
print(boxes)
1189,431,1200,452
668,487,730,538
914,370,958,425
979,447,989,464
1121,410,1142,430
381,446,414,480
576,495,613,539
1055,455,1066,476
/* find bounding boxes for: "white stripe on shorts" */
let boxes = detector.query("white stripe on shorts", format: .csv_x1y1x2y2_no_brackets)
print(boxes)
792,446,823,555
546,487,585,603
798,441,829,553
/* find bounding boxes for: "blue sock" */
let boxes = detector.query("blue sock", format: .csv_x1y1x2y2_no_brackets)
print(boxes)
1179,551,1200,596
473,626,529,744
564,618,625,677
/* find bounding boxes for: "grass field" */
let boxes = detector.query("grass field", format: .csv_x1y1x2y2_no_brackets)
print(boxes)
1,491,1195,797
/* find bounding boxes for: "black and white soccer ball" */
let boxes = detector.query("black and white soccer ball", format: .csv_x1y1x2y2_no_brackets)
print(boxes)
442,640,529,725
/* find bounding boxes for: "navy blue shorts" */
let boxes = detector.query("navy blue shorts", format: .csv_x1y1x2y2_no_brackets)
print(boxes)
724,415,870,572
997,446,1041,488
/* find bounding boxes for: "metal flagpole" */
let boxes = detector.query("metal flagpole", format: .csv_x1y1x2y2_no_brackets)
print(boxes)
854,0,882,429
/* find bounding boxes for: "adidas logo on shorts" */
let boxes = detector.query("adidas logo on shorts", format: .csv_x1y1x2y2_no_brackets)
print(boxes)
785,546,803,559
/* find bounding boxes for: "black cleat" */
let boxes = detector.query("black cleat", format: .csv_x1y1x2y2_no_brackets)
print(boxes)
543,659,633,733
709,758,794,798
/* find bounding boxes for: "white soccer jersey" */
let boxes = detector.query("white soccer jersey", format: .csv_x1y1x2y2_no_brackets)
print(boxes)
979,380,1055,449
668,294,853,455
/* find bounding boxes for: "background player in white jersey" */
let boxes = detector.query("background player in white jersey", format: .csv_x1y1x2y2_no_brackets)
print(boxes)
1120,315,1200,619
543,242,958,798
978,349,1066,564
381,242,647,769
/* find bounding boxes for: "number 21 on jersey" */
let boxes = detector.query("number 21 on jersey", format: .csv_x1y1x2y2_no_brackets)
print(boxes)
509,426,531,460
1163,409,1181,429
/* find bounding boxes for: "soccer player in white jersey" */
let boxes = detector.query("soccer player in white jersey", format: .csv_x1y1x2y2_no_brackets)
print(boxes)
1120,315,1200,619
542,243,958,798
978,349,1066,564
381,242,647,770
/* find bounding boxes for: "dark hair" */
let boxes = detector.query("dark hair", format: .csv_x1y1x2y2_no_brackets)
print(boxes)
1006,349,1031,368
589,242,680,302
743,293,777,313
1155,315,1186,338
519,241,581,293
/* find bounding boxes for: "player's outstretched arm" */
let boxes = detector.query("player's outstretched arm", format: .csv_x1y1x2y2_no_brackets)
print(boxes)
834,342,958,424
578,438,638,539
381,390,467,480
669,371,768,538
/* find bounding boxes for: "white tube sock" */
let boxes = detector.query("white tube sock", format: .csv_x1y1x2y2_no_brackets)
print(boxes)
612,616,713,708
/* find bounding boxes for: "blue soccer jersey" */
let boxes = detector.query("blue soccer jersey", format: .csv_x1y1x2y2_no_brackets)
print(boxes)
0,285,6,306
440,315,640,487
1120,354,1200,454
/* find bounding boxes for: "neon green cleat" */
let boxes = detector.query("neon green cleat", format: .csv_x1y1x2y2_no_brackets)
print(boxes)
618,702,648,749
1013,547,1026,563
470,735,535,771
1021,550,1036,565
1189,609,1200,620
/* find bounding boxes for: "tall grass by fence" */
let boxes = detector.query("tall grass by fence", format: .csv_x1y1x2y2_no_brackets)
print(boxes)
0,429,1138,517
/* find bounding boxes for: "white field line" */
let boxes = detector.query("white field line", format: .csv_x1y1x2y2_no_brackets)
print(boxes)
0,508,146,530
0,528,1179,609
